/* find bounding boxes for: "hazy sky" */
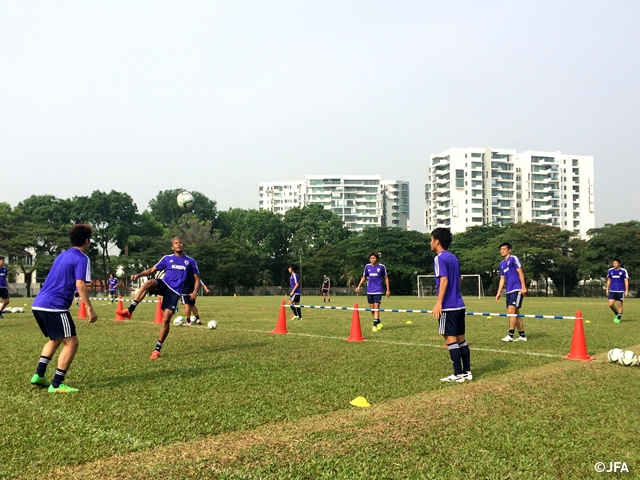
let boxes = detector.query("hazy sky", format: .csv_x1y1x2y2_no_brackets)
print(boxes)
1,1,638,231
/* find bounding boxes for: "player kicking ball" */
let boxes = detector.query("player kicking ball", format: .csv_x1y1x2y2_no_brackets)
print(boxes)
117,237,200,359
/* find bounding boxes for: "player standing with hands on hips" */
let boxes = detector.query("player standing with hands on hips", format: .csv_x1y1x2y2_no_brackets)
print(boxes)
495,242,527,342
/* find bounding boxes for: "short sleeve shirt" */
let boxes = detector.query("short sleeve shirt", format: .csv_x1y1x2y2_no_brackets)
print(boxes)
155,255,199,294
499,255,523,293
434,251,465,311
608,268,629,292
33,248,91,312
363,264,387,295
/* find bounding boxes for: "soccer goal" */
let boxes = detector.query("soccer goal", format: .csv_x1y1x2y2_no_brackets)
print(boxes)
417,274,483,299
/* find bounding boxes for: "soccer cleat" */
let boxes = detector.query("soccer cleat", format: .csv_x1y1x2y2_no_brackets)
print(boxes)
371,325,378,332
290,316,299,321
117,309,132,319
501,335,514,342
514,336,528,342
376,323,383,331
196,319,202,325
48,383,78,393
462,371,473,381
150,350,160,360
614,317,621,324
440,374,465,383
30,374,50,387
186,322,192,326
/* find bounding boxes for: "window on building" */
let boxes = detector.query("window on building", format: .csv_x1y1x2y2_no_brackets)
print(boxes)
572,159,579,166
455,169,464,188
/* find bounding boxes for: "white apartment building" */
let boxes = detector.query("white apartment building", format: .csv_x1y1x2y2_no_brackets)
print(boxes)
425,148,594,236
259,175,410,231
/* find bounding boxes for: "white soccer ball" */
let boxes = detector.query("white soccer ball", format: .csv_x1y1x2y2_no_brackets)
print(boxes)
177,191,195,209
173,316,184,326
608,348,624,364
190,315,196,323
17,307,24,313
207,320,218,330
619,350,636,366
11,307,19,313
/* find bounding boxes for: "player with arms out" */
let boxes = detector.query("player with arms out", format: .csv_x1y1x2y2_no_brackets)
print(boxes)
430,228,471,383
321,274,331,303
0,256,9,318
30,224,98,393
606,258,629,323
288,264,302,320
117,237,200,358
107,273,119,303
495,242,528,342
355,252,390,332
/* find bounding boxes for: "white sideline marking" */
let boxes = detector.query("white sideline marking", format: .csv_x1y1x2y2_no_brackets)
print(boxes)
224,328,562,358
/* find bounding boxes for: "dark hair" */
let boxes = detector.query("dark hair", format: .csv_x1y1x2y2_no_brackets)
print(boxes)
499,242,512,250
0,256,4,261
613,258,621,263
69,224,92,247
171,237,182,244
288,264,298,272
368,252,379,260
431,228,452,250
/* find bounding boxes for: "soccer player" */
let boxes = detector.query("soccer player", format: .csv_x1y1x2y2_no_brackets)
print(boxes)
495,242,528,342
0,256,9,318
183,279,210,325
117,237,200,359
355,252,390,332
288,264,302,320
107,273,119,303
430,228,470,383
30,224,97,393
321,274,331,303
606,258,629,323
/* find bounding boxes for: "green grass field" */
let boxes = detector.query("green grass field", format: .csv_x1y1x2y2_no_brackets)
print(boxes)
0,295,639,479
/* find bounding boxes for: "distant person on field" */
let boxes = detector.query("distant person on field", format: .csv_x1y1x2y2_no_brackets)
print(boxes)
606,258,629,323
495,242,527,342
321,274,331,303
30,224,97,393
355,252,390,332
183,279,211,325
108,273,119,303
430,227,471,383
0,256,9,318
288,264,302,320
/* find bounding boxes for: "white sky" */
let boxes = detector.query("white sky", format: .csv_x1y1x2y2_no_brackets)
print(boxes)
1,1,638,231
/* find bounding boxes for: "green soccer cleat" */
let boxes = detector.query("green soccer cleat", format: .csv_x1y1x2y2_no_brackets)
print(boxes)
371,325,378,332
614,317,621,324
48,383,79,394
30,374,50,387
376,323,383,331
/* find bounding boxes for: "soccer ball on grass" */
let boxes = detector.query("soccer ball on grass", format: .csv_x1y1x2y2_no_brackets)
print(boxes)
608,348,623,363
207,320,218,330
173,316,184,326
619,350,638,366
177,191,195,209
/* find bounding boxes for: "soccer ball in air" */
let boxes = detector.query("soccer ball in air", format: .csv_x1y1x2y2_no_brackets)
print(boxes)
207,320,218,330
177,191,195,209
173,316,184,326
619,350,638,366
608,348,623,363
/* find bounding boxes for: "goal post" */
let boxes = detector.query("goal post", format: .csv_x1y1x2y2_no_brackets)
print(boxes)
417,274,483,299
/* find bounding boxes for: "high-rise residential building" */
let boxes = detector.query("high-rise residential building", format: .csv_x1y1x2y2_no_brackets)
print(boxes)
259,175,410,231
425,148,594,236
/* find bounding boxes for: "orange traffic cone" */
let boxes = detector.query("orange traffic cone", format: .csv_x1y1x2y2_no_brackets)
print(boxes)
113,296,126,321
347,303,364,342
270,300,288,334
77,300,87,319
153,296,163,324
563,310,595,361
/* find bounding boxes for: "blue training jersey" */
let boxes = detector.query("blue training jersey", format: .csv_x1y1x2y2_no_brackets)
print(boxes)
108,278,118,290
608,268,629,292
0,267,7,288
33,248,91,312
434,250,465,311
290,272,301,294
155,254,199,295
499,255,523,293
362,263,387,294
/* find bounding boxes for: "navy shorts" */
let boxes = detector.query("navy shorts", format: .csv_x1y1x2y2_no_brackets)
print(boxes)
506,291,524,309
322,288,329,294
438,309,466,336
182,294,197,306
0,287,8,299
109,289,117,296
367,294,382,304
608,291,625,302
33,310,77,340
156,280,182,312
290,294,301,303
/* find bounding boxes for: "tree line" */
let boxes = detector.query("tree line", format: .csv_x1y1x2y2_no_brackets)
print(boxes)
0,189,637,297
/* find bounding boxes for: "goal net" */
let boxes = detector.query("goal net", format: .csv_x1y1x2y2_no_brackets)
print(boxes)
417,274,483,299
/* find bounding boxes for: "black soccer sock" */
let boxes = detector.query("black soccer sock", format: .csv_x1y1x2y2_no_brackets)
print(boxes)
128,301,139,314
519,330,526,338
508,329,515,338
617,314,622,320
51,368,67,388
458,341,471,372
36,355,52,377
195,314,200,321
612,308,618,315
297,307,302,319
155,340,163,352
289,304,297,315
447,342,463,376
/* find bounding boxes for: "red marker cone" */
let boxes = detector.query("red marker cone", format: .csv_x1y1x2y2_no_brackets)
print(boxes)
270,300,289,334
77,300,87,319
113,296,126,321
563,310,595,361
347,303,364,342
153,296,163,324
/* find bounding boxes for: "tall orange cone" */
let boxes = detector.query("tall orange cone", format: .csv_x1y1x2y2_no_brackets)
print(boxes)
563,310,595,361
347,303,364,342
270,300,288,334
113,296,126,321
153,296,163,324
77,300,87,319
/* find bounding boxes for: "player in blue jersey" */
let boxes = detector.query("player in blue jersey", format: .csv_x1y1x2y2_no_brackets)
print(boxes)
430,228,471,383
0,256,10,318
30,224,97,393
321,274,331,303
117,237,200,359
495,242,528,342
288,264,302,320
355,252,390,332
183,279,210,325
606,258,629,323
107,273,119,303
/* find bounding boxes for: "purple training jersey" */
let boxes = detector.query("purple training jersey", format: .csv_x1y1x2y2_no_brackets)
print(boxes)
108,278,118,290
0,266,7,288
434,250,465,311
33,248,91,312
290,272,301,294
608,267,629,292
362,263,388,295
499,255,523,293
155,255,199,294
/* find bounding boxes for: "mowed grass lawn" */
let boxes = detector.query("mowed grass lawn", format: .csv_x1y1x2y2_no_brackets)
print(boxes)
0,295,639,479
